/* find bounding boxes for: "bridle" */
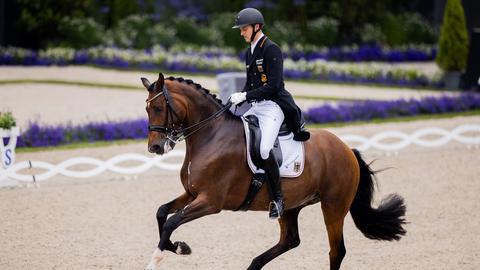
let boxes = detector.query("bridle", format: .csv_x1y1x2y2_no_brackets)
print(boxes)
146,83,232,143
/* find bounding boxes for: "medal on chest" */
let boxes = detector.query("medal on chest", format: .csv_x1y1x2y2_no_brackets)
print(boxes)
256,59,264,72
261,74,267,83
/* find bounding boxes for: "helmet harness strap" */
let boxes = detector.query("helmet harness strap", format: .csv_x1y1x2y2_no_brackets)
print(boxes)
250,23,260,43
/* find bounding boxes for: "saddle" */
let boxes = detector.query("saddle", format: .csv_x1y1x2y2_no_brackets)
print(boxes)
236,115,305,211
245,115,285,170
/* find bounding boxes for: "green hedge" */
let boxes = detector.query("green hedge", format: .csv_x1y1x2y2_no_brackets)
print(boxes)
21,14,438,51
11,1,439,50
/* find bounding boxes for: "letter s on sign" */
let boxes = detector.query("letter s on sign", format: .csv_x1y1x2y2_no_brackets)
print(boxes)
5,149,12,166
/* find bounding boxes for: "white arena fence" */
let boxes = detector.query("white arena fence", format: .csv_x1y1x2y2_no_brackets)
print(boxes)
342,124,480,151
0,124,479,184
0,151,185,183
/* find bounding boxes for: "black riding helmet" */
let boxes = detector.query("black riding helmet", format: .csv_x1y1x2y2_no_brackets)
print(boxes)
232,8,265,42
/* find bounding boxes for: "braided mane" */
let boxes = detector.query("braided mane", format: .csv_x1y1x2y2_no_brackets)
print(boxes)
166,76,224,106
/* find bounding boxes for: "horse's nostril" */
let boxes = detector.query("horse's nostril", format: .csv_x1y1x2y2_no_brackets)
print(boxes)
149,144,161,153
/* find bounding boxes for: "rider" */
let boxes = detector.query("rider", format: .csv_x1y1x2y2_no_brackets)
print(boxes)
230,8,310,219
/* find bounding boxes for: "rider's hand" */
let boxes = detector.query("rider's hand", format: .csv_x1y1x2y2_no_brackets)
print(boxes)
229,92,247,105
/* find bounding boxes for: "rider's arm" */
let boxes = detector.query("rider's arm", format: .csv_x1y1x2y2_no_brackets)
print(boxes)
242,49,250,93
242,73,250,92
245,45,283,102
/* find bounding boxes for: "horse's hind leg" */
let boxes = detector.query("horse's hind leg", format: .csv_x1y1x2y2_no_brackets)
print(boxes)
247,206,303,270
321,203,347,270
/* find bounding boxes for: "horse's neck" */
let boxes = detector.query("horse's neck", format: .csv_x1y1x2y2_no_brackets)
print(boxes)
183,97,219,128
179,87,243,157
184,110,243,157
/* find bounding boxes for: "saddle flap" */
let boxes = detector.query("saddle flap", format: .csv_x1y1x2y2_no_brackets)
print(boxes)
244,115,282,169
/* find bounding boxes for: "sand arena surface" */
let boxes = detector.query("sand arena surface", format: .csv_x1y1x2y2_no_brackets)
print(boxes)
1,118,480,269
0,66,479,269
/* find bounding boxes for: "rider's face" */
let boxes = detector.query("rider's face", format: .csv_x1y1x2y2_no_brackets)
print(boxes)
240,25,253,43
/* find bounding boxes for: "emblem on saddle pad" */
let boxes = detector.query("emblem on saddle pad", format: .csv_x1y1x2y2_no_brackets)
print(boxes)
294,161,301,173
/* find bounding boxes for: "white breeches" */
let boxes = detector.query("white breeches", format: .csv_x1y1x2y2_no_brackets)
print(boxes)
243,100,285,160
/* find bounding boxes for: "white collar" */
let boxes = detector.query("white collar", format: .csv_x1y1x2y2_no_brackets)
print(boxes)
250,33,265,54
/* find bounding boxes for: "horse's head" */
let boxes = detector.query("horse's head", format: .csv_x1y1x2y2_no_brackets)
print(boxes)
142,73,187,155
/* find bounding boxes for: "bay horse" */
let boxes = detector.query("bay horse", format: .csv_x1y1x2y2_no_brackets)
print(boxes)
142,73,406,270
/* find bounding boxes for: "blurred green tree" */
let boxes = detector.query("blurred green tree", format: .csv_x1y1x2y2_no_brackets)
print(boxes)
14,0,99,48
436,0,469,71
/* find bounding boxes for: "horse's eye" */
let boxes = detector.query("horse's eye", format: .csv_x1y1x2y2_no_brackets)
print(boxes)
153,106,162,113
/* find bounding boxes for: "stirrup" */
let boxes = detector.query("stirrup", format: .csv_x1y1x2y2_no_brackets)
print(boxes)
268,200,284,219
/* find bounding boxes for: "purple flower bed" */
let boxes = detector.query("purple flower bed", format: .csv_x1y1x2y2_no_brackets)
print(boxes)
1,45,436,65
281,44,436,62
14,93,480,148
1,46,441,88
306,93,480,124
17,119,148,148
283,69,437,88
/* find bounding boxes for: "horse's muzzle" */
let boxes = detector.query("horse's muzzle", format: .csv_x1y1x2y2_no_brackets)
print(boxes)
148,139,175,155
148,144,163,154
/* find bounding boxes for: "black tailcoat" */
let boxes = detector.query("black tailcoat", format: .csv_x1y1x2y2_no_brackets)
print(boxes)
242,35,304,134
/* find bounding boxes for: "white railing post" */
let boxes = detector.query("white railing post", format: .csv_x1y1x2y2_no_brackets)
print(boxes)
0,126,20,187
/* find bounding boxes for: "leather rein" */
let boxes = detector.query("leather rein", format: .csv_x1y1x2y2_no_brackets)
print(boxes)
146,83,232,143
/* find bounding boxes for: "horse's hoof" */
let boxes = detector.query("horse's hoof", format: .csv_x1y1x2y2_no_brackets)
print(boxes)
145,261,157,270
174,241,192,255
145,248,164,270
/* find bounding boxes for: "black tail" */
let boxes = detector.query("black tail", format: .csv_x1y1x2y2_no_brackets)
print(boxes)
350,149,407,241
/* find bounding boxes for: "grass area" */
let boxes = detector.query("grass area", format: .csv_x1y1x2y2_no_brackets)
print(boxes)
15,110,480,153
0,78,362,102
91,65,443,92
309,109,480,129
294,95,361,102
16,139,145,153
287,77,443,91
0,79,141,90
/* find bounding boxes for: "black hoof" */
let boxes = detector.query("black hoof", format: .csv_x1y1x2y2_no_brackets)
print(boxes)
173,241,192,255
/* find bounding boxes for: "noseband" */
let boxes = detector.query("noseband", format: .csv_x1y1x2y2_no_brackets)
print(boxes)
146,83,232,143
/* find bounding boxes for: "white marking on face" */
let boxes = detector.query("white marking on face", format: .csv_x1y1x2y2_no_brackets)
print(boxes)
163,142,172,154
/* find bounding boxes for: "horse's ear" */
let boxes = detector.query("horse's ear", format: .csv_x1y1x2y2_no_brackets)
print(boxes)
156,72,165,90
141,77,151,91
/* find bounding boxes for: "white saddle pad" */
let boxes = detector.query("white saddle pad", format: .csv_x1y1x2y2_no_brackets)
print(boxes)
241,117,305,178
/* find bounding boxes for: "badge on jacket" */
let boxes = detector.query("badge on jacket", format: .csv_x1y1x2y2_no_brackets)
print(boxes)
261,74,267,83
256,59,264,72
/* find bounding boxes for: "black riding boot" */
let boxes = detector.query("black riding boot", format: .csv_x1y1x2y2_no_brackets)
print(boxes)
264,150,284,219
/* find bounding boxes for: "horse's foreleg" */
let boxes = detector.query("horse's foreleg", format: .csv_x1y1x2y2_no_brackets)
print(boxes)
155,192,193,254
146,194,221,270
159,194,221,250
247,206,303,270
145,193,193,270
